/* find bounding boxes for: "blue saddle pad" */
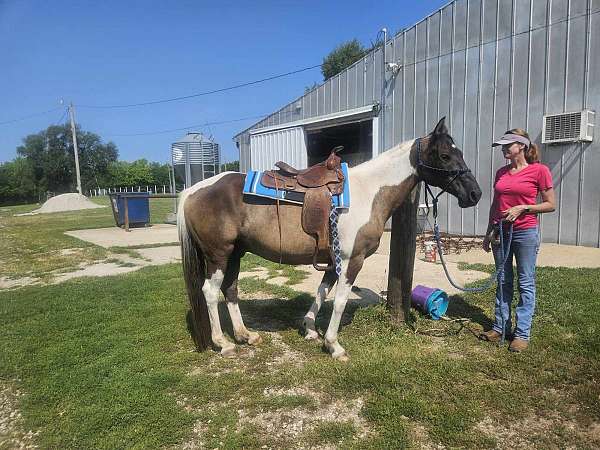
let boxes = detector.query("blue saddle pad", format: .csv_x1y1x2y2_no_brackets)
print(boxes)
243,162,350,209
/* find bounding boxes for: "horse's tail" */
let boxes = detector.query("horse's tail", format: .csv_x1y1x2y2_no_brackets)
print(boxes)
177,193,212,351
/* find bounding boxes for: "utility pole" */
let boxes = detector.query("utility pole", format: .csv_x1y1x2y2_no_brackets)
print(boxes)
68,102,83,195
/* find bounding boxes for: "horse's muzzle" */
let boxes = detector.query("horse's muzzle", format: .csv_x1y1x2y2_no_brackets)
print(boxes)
458,188,482,208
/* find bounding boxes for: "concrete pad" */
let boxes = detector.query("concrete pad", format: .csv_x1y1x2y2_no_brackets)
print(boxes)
59,226,598,299
49,246,182,285
437,243,600,268
136,246,180,264
378,232,600,268
239,268,270,281
52,263,141,283
291,253,490,299
65,224,178,248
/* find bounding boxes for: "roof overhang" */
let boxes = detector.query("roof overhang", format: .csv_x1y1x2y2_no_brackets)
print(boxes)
247,104,378,136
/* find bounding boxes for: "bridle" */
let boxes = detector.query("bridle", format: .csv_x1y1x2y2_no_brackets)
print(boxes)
415,136,471,219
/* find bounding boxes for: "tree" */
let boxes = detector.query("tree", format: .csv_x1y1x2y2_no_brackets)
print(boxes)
221,161,239,172
149,162,172,186
0,158,36,205
321,39,367,81
77,131,118,189
304,81,319,94
106,159,175,187
108,160,153,187
16,123,118,195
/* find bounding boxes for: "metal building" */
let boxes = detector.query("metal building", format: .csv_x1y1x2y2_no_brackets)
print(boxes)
234,0,599,247
172,132,220,189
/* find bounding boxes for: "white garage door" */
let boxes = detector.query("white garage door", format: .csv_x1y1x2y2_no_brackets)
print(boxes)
249,126,307,172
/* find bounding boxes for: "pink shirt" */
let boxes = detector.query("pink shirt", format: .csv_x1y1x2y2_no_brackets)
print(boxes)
492,163,553,230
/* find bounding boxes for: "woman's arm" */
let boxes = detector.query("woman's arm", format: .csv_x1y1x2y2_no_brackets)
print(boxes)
486,195,498,234
529,187,555,213
502,187,556,221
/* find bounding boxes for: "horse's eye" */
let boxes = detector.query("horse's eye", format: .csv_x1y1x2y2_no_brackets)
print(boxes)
440,154,450,161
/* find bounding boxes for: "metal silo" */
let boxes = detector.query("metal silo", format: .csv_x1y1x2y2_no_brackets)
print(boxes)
171,132,220,189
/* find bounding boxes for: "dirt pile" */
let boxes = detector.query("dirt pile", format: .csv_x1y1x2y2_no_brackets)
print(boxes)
30,193,105,214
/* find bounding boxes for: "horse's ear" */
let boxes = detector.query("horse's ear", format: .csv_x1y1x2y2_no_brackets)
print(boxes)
433,117,448,135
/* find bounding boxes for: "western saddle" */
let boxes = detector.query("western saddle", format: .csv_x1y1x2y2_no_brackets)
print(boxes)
261,146,345,271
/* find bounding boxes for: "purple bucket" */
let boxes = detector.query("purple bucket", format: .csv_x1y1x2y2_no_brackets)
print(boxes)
411,285,449,320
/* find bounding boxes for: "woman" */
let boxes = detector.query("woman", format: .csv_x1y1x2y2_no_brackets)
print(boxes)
480,128,555,352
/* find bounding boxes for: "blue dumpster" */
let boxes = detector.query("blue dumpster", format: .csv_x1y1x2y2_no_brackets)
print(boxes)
109,193,150,227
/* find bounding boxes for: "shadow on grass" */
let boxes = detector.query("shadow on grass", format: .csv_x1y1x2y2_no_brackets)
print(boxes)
446,293,494,331
184,289,386,345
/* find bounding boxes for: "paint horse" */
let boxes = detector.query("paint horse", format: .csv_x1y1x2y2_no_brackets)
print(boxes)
178,118,482,360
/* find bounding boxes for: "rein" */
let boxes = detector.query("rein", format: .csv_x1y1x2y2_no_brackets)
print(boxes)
416,137,513,344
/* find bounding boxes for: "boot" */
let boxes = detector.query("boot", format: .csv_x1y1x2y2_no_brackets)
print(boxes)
479,329,502,343
509,338,529,352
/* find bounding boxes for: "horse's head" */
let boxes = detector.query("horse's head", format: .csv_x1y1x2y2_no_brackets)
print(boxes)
414,117,482,208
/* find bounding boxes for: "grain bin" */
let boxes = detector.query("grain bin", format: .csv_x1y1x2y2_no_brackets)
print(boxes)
171,132,220,188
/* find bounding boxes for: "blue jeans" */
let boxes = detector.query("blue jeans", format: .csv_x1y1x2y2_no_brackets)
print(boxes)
492,226,540,341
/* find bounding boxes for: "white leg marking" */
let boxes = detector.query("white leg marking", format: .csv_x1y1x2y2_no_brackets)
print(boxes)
304,274,336,340
202,270,235,356
324,271,353,361
226,302,261,345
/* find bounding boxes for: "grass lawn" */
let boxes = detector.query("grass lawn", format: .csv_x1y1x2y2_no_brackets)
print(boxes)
0,196,176,280
1,203,599,448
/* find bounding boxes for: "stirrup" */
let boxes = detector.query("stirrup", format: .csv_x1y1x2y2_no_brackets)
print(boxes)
312,249,333,272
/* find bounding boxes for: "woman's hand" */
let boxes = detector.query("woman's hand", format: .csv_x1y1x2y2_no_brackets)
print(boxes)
482,234,492,253
502,205,528,222
482,228,496,253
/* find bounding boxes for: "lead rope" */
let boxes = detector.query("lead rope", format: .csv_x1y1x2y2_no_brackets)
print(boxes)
424,182,513,345
329,194,343,276
274,177,283,266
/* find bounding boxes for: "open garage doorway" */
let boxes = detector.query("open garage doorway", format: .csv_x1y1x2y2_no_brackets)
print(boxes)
305,119,374,167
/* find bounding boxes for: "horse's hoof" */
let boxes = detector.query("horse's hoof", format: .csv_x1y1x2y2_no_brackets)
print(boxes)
248,333,262,346
332,351,350,362
220,345,236,358
304,329,320,341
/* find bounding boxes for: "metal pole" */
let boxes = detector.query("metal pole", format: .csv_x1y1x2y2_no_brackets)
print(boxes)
200,138,205,181
172,163,178,212
184,144,191,189
380,28,387,155
68,103,83,195
124,197,130,232
169,151,177,214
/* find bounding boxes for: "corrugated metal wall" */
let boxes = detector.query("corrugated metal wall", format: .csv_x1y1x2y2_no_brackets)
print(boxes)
249,127,307,171
236,0,600,247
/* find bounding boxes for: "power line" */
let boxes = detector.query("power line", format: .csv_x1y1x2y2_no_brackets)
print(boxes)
0,106,63,126
53,107,69,126
77,63,322,109
6,8,593,129
103,114,268,137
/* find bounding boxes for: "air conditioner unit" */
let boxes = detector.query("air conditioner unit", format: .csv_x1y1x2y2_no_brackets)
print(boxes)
542,109,595,144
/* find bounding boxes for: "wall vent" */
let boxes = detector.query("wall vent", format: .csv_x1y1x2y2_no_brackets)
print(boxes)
542,110,595,144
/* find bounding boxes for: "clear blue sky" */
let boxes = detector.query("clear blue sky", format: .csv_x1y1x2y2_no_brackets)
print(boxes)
1,0,448,165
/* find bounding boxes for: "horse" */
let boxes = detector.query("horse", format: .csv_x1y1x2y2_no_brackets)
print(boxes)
177,117,482,361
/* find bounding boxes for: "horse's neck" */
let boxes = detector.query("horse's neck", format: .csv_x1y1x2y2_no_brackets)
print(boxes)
348,140,419,223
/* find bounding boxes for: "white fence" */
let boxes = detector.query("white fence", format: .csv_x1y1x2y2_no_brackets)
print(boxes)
87,185,182,197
